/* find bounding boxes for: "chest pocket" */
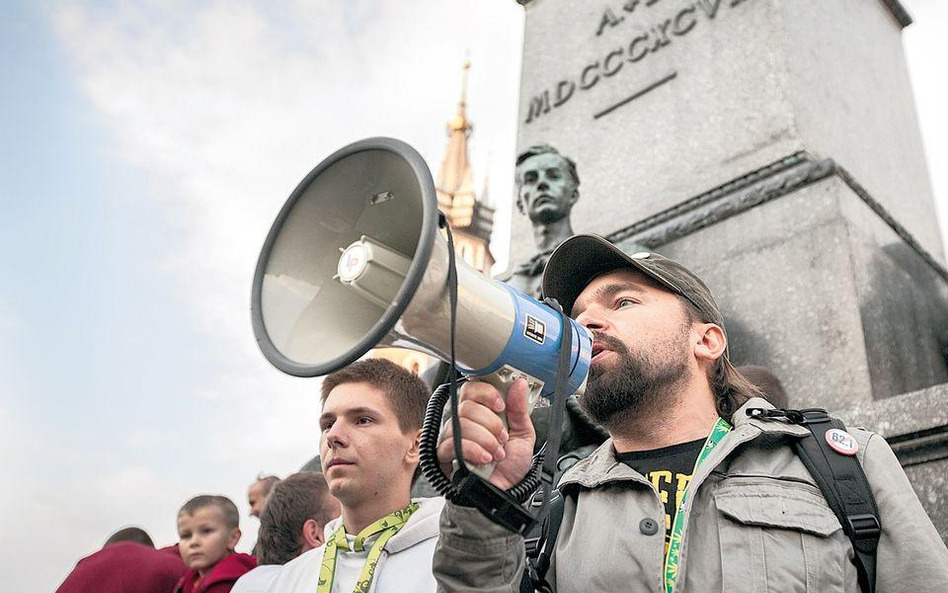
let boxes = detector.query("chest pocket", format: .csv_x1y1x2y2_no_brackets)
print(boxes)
713,480,855,593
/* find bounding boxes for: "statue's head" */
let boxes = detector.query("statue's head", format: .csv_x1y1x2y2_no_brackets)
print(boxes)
515,144,580,225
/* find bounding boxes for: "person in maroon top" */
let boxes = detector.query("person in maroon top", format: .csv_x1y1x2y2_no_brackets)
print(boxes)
56,526,187,593
173,495,256,593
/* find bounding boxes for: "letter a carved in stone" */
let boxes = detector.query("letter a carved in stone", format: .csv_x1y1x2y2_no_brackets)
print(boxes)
596,7,623,36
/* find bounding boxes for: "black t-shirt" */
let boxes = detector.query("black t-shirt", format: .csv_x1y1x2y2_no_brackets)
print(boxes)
616,437,705,551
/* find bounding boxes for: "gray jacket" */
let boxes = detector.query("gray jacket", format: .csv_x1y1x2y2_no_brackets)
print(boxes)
434,398,948,592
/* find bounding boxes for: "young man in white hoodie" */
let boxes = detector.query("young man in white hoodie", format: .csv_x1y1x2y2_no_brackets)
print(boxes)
267,358,443,593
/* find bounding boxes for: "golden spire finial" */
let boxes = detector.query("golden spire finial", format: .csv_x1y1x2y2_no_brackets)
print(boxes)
461,56,471,102
449,58,472,132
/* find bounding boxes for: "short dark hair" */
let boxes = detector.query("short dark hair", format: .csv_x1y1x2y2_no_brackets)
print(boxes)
515,144,580,214
179,495,240,530
256,472,338,565
320,358,430,434
104,527,154,548
679,298,762,421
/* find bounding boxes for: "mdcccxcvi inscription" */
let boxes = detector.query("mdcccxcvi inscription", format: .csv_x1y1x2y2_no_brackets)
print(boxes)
524,0,751,124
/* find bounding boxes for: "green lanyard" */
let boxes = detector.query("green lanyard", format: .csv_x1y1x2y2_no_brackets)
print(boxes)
663,417,732,593
316,502,419,593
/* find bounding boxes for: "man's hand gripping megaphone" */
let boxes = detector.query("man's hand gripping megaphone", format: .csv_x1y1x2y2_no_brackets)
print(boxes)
436,378,537,491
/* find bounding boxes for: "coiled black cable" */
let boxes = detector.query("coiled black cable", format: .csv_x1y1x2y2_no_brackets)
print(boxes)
418,381,546,504
418,382,456,497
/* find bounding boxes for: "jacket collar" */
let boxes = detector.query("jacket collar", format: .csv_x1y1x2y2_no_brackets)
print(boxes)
322,497,444,555
558,439,645,491
559,397,810,490
385,497,444,553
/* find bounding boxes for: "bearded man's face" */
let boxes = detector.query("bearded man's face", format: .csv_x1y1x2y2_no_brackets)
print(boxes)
571,269,695,430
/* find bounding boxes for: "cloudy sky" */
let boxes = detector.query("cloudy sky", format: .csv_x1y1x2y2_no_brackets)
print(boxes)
1,1,945,590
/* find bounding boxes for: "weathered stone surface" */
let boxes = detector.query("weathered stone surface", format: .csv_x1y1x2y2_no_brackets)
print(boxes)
510,0,941,268
612,171,948,410
839,383,948,439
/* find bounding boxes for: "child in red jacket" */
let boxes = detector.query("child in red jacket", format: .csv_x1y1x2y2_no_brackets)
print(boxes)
173,495,256,593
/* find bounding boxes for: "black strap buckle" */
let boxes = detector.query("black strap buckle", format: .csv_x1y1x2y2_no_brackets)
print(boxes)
848,514,882,540
746,407,830,425
787,408,830,425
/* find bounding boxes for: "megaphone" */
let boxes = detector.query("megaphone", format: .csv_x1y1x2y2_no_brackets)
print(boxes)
251,136,591,406
251,138,591,531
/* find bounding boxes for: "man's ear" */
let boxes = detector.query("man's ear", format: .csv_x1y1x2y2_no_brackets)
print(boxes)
302,518,324,549
405,429,422,466
227,528,242,552
694,323,727,365
569,188,580,206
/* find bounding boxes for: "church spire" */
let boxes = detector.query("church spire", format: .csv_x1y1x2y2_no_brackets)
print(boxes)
437,60,476,228
450,58,471,134
369,61,494,376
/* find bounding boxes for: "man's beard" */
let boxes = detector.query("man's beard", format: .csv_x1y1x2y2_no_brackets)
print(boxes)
581,329,691,432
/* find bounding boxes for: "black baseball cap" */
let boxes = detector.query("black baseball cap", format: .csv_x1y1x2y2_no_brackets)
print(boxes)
541,234,725,332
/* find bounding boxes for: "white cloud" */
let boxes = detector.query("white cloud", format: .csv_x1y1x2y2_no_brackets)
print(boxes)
51,0,523,352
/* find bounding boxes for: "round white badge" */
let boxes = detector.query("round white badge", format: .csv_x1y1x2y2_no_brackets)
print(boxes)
825,428,858,456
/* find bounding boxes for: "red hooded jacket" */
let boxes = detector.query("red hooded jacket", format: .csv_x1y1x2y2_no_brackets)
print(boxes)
173,553,257,593
56,542,187,593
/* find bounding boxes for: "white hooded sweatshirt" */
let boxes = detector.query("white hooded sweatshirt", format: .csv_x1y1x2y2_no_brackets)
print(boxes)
266,497,444,593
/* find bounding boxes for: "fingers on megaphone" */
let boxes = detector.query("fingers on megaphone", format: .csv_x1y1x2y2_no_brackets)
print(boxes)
459,380,508,413
437,395,509,466
457,389,509,436
436,433,504,468
435,378,534,472
439,417,508,464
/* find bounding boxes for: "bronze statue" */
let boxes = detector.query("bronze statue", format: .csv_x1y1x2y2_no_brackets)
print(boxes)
505,144,580,297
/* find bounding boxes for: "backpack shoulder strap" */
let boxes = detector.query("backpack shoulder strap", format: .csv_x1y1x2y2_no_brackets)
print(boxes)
752,408,881,593
522,488,566,593
534,488,565,579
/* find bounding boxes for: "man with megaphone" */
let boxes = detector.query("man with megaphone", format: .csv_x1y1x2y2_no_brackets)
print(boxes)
432,234,948,593
248,137,946,592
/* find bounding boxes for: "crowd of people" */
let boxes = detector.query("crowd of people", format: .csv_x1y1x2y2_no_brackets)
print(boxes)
55,357,434,593
57,232,948,593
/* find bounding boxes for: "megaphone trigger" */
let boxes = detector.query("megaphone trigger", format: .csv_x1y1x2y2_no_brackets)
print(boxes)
491,365,546,409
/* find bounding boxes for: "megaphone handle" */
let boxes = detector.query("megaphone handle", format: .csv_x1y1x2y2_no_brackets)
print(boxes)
455,367,544,481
